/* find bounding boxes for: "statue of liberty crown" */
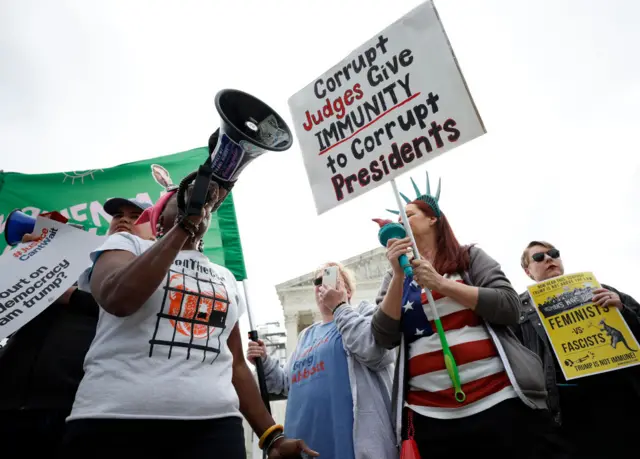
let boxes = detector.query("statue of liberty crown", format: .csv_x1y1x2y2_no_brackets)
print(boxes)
386,171,442,217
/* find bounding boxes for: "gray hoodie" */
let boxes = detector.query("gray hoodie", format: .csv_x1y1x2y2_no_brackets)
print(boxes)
261,301,399,459
371,246,549,446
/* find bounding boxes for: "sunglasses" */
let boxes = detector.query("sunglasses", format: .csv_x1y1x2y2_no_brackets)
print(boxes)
531,248,560,263
313,277,322,286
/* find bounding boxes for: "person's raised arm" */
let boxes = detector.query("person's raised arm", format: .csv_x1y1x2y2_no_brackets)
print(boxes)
90,226,190,316
371,238,411,349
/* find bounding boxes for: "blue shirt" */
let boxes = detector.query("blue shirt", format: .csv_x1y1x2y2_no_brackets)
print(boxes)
284,321,355,459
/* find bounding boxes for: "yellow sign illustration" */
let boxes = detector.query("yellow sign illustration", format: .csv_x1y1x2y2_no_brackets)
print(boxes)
527,272,640,380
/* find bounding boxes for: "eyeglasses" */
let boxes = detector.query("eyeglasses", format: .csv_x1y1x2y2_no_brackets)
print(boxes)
531,248,560,263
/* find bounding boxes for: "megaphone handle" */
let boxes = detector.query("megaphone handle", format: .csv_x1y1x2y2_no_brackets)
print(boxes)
181,164,213,216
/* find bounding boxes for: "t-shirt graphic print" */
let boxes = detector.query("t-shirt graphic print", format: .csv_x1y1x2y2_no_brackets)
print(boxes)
67,232,246,421
150,261,231,363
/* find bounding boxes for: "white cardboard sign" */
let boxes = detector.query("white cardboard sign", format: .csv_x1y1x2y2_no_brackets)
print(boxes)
0,217,104,341
288,1,486,214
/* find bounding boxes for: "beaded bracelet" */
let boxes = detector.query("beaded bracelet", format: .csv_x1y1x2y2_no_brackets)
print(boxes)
176,216,200,240
265,433,285,454
259,424,284,449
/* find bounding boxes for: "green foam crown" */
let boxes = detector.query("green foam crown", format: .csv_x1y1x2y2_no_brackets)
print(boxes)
386,171,442,218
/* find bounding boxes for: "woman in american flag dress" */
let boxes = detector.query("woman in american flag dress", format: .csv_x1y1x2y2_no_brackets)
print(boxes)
371,175,564,459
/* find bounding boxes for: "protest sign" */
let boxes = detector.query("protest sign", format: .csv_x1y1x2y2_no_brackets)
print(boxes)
527,272,640,380
288,0,486,214
0,217,104,341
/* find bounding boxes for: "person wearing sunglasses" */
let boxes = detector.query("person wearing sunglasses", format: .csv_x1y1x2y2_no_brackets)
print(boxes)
517,240,640,457
246,262,398,459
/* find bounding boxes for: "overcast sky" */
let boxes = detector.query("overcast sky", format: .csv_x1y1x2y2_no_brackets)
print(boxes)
2,0,639,331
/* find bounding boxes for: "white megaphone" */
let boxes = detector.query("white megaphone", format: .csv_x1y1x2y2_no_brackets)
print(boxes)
178,89,293,216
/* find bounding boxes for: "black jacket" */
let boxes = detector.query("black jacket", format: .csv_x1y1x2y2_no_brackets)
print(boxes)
0,288,98,412
514,283,640,423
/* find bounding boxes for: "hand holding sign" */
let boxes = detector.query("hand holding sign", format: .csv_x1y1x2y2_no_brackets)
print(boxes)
592,288,623,311
7,210,73,245
0,217,103,341
411,257,444,292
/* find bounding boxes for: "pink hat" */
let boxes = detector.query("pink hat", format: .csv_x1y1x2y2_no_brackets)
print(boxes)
135,190,177,236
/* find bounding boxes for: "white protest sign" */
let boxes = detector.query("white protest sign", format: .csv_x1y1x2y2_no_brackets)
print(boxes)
0,217,104,341
288,0,486,214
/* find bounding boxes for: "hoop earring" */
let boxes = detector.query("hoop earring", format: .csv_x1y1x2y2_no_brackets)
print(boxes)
156,223,164,240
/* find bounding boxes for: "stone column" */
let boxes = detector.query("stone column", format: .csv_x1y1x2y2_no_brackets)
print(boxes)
284,312,299,358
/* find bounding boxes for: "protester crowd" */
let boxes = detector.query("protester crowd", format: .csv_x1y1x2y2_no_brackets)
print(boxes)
0,169,638,459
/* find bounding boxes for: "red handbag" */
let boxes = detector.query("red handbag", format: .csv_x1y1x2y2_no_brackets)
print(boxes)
400,410,421,459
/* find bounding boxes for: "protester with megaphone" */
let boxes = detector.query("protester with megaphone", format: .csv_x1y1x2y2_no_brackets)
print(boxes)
0,197,152,457
61,165,317,457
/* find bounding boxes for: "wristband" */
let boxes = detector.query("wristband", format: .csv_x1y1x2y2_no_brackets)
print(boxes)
176,216,200,240
332,301,346,314
265,433,285,454
259,424,284,449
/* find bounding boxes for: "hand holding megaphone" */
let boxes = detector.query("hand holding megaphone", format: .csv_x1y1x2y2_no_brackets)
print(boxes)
373,219,414,277
178,89,293,218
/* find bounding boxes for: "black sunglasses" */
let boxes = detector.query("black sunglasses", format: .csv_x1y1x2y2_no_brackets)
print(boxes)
313,277,322,286
531,248,560,263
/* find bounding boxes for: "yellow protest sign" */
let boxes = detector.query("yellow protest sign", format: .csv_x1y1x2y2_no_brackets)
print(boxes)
527,272,640,380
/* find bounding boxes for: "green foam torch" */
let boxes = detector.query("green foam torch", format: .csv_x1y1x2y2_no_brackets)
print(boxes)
429,299,466,403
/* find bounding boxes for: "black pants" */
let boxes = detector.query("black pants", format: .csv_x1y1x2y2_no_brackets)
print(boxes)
0,409,69,455
60,416,246,458
558,384,640,458
411,399,569,459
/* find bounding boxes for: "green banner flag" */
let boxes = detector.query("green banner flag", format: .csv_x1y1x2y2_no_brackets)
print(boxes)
0,148,247,280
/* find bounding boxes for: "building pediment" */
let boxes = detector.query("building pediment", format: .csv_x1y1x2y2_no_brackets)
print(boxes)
275,246,388,292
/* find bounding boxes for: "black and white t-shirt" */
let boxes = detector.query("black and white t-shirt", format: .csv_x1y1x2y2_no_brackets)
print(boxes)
68,233,246,421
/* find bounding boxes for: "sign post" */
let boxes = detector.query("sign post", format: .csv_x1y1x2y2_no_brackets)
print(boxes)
289,0,487,401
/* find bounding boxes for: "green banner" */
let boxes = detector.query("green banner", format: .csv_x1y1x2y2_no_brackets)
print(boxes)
0,148,247,280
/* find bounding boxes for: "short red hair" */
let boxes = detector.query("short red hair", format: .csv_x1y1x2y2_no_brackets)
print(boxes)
411,200,471,275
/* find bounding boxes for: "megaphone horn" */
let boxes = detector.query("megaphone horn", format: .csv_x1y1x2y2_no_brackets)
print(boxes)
180,89,294,217
4,209,37,247
210,89,293,183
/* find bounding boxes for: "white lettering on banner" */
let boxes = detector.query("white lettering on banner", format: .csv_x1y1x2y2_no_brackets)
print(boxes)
0,217,105,341
0,192,154,236
288,0,486,214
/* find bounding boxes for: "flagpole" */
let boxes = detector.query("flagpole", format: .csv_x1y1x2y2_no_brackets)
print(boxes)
390,179,465,402
242,279,272,414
